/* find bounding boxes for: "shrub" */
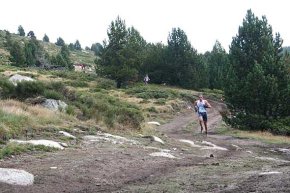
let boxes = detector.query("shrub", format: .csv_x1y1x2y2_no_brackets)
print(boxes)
224,112,290,136
43,90,63,100
95,78,115,89
66,105,76,115
15,81,45,99
0,77,15,99
0,110,29,140
73,92,144,130
46,81,65,92
66,80,88,88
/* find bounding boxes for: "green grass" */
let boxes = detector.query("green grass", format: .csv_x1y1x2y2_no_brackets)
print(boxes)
0,110,29,140
0,143,56,159
125,84,179,100
70,50,96,66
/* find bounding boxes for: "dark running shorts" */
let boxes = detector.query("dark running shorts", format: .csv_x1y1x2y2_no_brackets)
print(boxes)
198,112,207,122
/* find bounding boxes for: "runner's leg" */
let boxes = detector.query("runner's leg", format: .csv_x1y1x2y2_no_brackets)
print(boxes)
202,113,208,134
199,115,203,133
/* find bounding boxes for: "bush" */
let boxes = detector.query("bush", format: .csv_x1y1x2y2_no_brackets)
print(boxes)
95,78,115,89
126,85,178,99
73,92,144,130
269,118,290,135
66,105,76,115
46,81,65,92
15,81,45,99
0,77,15,99
43,90,63,100
66,80,88,88
0,110,29,141
224,112,290,136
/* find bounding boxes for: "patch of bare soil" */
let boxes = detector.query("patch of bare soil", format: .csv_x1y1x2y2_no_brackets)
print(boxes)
1,102,290,193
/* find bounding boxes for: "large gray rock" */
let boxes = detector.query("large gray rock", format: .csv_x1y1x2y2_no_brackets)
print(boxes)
41,99,68,111
0,168,34,186
9,74,34,85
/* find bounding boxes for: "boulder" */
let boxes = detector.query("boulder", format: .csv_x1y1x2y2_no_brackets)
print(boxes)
9,74,34,85
41,99,67,111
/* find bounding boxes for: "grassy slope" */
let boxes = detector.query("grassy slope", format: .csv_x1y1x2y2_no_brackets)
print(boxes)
0,30,96,66
0,30,289,159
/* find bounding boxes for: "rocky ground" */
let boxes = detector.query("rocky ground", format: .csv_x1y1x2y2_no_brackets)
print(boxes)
0,102,290,193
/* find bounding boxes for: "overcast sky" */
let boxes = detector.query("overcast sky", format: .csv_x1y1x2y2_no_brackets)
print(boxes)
1,0,289,53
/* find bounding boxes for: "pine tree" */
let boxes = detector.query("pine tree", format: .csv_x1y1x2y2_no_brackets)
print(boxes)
60,45,73,69
225,9,290,132
43,34,50,42
207,41,230,89
18,25,25,36
27,31,35,38
10,41,26,67
91,43,103,56
98,17,146,88
55,37,65,46
74,40,82,50
166,28,206,89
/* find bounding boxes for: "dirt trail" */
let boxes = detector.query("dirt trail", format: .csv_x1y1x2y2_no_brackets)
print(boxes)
1,102,290,192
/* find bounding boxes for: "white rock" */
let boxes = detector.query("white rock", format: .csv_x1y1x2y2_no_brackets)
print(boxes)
0,168,34,186
149,152,176,159
9,74,34,86
59,131,76,139
10,139,64,150
231,144,242,150
276,148,290,154
152,136,164,144
143,146,170,152
83,133,139,145
201,141,228,151
179,139,202,148
147,121,161,126
259,171,282,175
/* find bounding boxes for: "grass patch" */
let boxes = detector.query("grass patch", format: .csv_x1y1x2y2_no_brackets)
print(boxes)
0,143,56,159
217,124,290,144
72,91,144,130
125,84,179,100
0,100,76,142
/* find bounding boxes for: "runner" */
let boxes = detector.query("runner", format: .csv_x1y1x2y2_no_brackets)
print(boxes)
193,94,211,134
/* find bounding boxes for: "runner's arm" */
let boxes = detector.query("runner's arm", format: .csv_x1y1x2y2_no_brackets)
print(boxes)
193,100,198,112
205,100,212,108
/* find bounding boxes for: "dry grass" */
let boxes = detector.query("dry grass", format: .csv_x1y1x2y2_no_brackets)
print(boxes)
218,125,290,144
236,130,290,144
0,99,76,129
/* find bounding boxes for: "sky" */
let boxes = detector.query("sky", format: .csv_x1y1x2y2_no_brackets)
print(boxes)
1,0,289,53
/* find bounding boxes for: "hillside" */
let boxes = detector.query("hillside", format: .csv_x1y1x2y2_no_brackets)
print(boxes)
1,87,290,192
0,30,96,67
0,30,290,192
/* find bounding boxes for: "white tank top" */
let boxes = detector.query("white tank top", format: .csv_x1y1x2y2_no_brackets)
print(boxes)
197,100,206,113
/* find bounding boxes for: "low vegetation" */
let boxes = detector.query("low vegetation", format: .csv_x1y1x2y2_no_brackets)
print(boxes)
0,9,289,160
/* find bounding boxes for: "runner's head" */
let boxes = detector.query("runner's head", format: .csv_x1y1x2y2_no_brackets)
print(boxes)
199,94,203,101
